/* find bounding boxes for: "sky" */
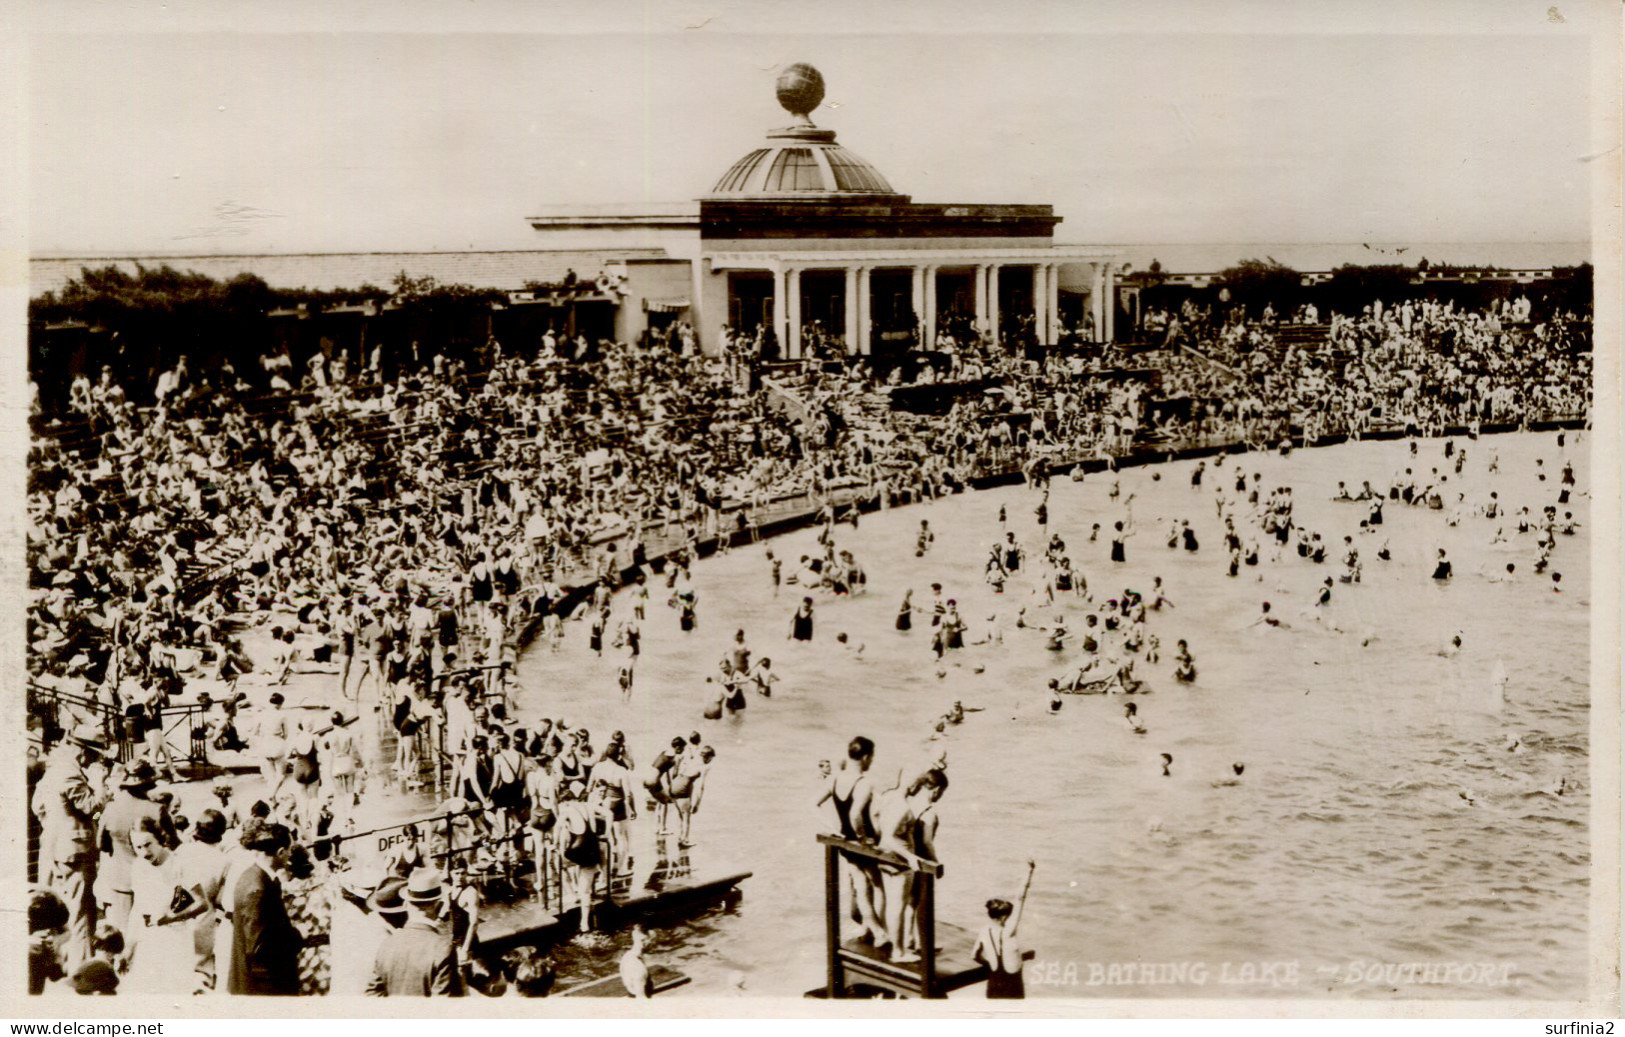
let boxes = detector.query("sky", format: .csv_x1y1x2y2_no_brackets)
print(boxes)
23,4,1601,259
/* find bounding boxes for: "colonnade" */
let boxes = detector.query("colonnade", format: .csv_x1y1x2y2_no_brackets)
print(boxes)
757,259,1116,359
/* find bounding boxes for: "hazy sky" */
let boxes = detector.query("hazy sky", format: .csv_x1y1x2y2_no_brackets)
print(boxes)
26,7,1598,255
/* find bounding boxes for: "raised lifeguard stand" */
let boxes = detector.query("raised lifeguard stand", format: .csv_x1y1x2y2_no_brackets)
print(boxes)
811,834,989,999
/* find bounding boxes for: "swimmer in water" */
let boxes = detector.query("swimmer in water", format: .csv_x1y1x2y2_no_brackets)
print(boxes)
1151,577,1174,610
1431,549,1453,581
1439,632,1463,658
1044,615,1069,652
945,701,983,726
1124,702,1146,735
751,656,780,697
1046,679,1063,714
1211,763,1245,787
1173,640,1196,683
1159,753,1173,778
1249,601,1289,630
916,520,934,558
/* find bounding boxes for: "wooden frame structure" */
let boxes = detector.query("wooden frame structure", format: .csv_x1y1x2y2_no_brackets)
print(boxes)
814,834,988,999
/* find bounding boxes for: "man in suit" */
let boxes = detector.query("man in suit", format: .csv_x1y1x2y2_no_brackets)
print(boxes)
31,723,111,965
366,868,463,996
228,821,301,995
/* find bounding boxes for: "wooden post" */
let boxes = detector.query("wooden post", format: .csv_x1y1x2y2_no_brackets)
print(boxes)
443,811,455,877
919,872,937,998
825,842,843,998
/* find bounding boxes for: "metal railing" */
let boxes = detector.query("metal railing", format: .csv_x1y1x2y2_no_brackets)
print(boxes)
27,682,211,767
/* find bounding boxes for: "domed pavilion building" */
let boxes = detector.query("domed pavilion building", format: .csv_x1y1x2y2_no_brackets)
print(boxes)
526,63,1124,360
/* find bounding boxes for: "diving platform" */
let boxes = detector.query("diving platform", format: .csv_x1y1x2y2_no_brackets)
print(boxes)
476,868,752,951
809,834,990,999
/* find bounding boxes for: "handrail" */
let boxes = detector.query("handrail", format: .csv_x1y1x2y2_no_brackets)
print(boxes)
816,833,944,878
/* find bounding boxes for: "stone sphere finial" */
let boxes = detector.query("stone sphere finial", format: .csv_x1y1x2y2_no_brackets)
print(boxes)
775,63,825,123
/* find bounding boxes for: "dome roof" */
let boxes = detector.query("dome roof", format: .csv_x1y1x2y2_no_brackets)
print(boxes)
707,65,900,199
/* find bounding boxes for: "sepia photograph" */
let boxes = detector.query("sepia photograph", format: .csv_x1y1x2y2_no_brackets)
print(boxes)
10,0,1620,1019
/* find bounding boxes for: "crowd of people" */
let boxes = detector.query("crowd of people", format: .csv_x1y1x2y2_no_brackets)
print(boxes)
26,286,1590,997
1143,296,1590,448
29,739,324,996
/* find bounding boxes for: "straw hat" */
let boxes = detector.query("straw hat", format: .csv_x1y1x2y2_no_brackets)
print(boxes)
366,875,409,916
404,868,445,905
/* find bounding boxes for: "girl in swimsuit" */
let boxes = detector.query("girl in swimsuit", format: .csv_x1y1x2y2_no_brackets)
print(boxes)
942,603,966,650
789,598,815,642
589,747,637,873
553,785,603,932
721,660,748,714
643,738,686,835
669,746,714,848
974,862,1036,999
1110,498,1135,564
874,769,948,963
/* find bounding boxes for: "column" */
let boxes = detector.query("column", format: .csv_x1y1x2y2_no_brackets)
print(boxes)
1032,263,1049,344
772,264,788,356
1103,265,1116,343
1048,262,1062,343
787,266,803,359
910,266,926,346
973,263,989,338
988,263,1002,348
856,266,872,355
851,266,864,355
1090,263,1106,342
922,265,938,350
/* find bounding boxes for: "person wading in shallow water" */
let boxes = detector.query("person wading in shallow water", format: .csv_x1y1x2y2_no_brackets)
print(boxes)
974,860,1036,999
789,596,815,642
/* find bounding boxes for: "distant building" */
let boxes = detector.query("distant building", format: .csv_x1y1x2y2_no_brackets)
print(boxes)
32,64,1125,358
526,64,1122,356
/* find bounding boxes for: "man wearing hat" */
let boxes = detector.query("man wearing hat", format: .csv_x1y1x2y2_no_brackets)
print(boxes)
365,868,464,996
96,759,169,934
30,723,112,963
